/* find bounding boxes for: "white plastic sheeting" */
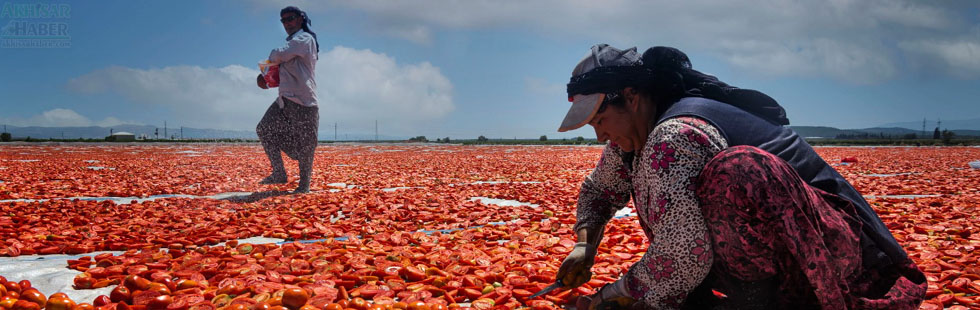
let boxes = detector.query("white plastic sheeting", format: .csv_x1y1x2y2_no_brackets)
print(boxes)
864,194,942,199
0,251,119,304
0,192,254,205
0,236,286,305
614,207,637,218
468,197,539,208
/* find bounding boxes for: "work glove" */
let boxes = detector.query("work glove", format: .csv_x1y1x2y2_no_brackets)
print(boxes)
556,242,597,288
586,280,636,310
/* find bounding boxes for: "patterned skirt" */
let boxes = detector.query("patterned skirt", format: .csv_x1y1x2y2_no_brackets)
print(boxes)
255,99,319,162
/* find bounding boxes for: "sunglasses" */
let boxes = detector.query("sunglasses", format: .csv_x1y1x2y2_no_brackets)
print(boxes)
280,15,299,23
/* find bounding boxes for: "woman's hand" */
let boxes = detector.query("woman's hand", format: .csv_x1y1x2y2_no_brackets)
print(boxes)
586,280,636,310
556,242,597,288
257,74,268,89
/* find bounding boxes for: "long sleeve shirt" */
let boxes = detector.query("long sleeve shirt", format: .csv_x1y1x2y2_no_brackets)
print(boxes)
574,116,729,308
270,29,318,108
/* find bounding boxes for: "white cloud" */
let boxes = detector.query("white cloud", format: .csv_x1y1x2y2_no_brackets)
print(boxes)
35,109,90,127
0,108,133,127
66,46,454,132
900,38,980,79
68,65,270,131
317,46,454,131
253,0,979,83
718,38,899,84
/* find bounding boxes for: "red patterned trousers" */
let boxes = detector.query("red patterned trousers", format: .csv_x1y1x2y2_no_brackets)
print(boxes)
685,146,926,309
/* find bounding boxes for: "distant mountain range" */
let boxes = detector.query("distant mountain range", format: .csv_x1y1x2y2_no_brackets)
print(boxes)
2,117,978,140
788,117,980,138
789,126,980,139
0,124,408,141
879,118,980,131
2,124,257,140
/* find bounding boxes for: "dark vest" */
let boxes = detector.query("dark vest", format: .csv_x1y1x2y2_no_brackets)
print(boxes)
658,97,906,269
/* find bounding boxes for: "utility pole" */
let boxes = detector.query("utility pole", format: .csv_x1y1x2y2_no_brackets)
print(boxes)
180,127,183,140
375,120,378,141
164,121,168,140
334,122,337,141
922,118,926,137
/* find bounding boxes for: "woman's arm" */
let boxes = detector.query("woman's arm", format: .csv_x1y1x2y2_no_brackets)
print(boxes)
573,144,634,239
622,117,728,308
269,32,315,63
558,143,634,288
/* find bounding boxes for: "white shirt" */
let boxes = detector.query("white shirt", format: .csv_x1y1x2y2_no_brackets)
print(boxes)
270,29,318,108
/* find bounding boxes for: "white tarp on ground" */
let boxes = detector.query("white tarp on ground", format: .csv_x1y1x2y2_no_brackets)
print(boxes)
0,251,119,304
0,185,573,305
468,197,539,208
468,196,638,218
864,194,943,199
0,237,284,305
614,207,636,218
970,161,980,169
0,192,254,205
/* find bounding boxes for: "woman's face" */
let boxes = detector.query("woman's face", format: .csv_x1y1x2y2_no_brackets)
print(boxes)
588,98,642,152
281,12,303,35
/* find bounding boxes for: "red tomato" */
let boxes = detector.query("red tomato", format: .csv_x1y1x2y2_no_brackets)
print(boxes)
12,300,41,310
4,282,21,294
469,299,494,310
279,288,309,310
145,283,171,296
124,276,152,292
175,280,199,291
0,297,18,310
400,267,426,282
146,295,173,310
249,302,271,310
19,289,46,306
209,295,232,308
93,296,112,307
348,297,367,310
405,301,428,310
110,286,132,304
45,296,77,310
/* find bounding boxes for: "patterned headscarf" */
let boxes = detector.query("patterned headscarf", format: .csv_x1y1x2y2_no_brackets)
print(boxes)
567,45,790,125
280,6,320,54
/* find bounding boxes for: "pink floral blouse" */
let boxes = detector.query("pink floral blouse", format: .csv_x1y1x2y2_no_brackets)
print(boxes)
574,116,729,308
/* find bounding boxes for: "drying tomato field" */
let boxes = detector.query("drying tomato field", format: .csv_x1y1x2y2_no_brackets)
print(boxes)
1,144,979,310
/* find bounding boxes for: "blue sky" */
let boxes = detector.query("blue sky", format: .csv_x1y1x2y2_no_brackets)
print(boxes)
1,0,979,139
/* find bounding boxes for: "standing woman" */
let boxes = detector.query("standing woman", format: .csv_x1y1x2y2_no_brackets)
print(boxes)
256,6,320,193
555,44,926,309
